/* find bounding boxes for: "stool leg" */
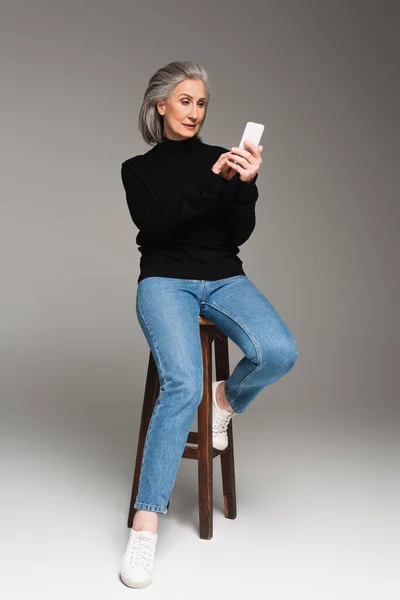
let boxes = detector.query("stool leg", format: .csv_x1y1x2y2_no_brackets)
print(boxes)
214,333,237,520
220,421,237,519
127,351,160,528
197,330,213,539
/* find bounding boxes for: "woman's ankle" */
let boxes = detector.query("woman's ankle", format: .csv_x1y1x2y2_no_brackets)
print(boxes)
133,509,159,533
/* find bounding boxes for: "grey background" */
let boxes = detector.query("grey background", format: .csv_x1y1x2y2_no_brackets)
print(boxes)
1,0,399,597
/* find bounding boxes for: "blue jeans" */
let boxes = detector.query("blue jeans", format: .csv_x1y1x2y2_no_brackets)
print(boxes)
134,275,298,514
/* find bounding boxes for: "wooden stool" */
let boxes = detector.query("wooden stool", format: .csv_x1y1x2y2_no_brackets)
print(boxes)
127,315,237,539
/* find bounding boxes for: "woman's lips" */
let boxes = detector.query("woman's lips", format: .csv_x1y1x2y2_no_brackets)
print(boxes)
184,124,196,128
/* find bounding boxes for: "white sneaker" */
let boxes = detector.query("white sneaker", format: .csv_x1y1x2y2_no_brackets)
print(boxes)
212,380,238,451
120,528,158,588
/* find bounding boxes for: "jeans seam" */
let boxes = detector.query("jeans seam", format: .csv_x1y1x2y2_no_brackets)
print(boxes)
136,296,168,469
203,301,263,411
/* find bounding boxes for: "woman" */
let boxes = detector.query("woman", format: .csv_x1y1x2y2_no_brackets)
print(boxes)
119,61,298,588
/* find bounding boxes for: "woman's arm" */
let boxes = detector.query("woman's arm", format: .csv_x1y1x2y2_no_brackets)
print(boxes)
221,168,259,247
121,158,235,235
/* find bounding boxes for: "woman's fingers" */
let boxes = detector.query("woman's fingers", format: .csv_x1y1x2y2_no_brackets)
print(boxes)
230,147,253,163
229,141,263,165
245,140,263,157
244,140,258,157
228,152,252,167
216,144,262,179
226,140,263,182
230,142,259,165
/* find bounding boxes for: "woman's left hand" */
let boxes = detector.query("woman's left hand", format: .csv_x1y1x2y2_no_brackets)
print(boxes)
225,140,263,183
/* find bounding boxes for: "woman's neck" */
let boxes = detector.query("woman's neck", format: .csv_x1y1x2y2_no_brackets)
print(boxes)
156,132,202,154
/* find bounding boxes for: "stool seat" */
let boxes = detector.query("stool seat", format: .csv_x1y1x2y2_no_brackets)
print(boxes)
198,315,216,326
127,314,237,539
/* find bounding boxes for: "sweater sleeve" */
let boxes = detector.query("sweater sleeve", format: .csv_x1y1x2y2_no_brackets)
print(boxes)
222,173,259,246
121,160,236,235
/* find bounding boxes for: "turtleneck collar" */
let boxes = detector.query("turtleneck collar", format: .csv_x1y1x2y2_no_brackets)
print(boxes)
155,132,203,155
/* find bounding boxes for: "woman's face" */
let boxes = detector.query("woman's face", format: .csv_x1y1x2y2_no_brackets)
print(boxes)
157,79,207,140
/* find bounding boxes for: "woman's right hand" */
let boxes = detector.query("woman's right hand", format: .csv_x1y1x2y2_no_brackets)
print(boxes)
212,152,237,181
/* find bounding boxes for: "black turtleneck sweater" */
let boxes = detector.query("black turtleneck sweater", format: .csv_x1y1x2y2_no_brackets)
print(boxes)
121,133,259,283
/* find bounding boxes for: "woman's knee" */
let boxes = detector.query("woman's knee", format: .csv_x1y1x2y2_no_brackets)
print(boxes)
259,334,298,375
163,373,203,406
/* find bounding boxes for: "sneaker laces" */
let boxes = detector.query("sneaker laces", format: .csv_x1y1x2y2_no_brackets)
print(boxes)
213,407,236,435
128,534,156,571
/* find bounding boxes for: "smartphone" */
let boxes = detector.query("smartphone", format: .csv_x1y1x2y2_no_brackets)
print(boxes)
238,121,264,150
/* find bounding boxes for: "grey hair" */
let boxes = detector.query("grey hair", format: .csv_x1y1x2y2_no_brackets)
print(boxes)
138,61,212,146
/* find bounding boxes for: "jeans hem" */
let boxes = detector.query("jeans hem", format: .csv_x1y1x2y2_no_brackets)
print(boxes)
134,501,168,515
224,387,245,414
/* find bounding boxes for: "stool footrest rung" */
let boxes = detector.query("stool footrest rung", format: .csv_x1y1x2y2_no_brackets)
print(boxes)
182,439,223,459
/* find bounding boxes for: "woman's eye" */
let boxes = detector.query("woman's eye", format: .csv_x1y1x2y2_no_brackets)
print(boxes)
182,101,204,107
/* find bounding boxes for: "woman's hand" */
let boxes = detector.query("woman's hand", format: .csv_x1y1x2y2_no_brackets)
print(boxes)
212,140,263,182
211,151,236,179
224,140,263,183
